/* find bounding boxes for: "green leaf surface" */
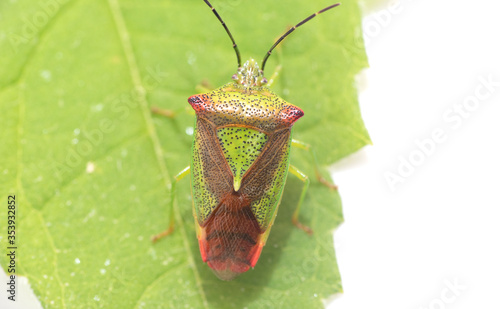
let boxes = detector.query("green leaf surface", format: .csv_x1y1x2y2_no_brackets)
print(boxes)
0,0,369,308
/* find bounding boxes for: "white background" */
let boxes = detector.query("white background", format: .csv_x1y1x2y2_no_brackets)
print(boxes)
331,0,500,308
2,0,500,308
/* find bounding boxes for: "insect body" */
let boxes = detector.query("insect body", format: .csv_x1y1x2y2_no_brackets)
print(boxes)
155,1,340,281
189,59,304,280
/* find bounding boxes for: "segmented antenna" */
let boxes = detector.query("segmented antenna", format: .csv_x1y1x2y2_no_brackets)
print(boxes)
203,0,242,68
261,3,341,73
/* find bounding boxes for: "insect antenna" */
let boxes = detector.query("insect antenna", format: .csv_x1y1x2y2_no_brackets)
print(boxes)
261,3,341,73
203,0,242,68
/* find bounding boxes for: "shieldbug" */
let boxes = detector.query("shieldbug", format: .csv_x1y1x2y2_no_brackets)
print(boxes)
153,0,340,281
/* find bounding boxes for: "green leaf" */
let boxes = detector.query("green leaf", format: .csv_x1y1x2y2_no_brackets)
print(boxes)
0,0,369,308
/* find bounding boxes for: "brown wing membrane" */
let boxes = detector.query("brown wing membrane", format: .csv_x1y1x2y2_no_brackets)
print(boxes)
200,192,262,280
191,118,234,224
196,118,233,198
239,128,291,200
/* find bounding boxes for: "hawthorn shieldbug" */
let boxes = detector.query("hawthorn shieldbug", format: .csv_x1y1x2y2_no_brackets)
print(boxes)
153,1,340,281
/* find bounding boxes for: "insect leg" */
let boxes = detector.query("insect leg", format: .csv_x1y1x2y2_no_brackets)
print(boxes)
151,106,176,118
265,64,282,88
292,139,338,190
195,80,215,93
151,166,191,242
151,105,195,118
288,164,313,235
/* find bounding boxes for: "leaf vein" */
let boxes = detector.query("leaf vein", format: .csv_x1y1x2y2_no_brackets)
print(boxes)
36,130,148,211
3,0,76,89
106,0,209,307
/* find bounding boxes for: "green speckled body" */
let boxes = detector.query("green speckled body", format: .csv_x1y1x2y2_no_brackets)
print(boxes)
188,81,304,279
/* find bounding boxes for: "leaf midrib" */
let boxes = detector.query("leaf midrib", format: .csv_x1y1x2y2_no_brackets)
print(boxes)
105,0,208,307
